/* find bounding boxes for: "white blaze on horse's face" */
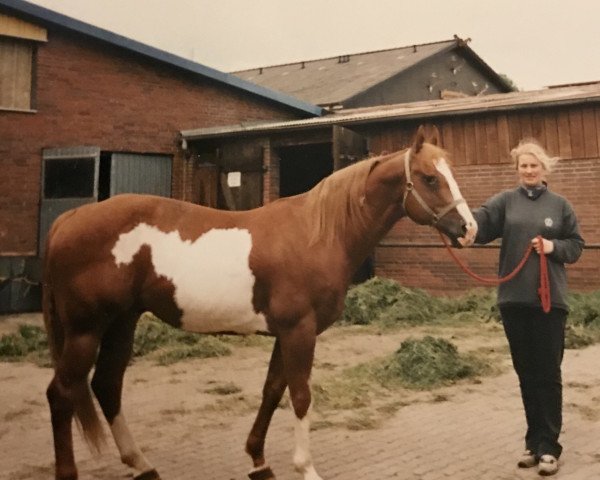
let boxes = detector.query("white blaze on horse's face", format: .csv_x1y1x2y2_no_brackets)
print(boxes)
433,158,478,246
112,223,269,334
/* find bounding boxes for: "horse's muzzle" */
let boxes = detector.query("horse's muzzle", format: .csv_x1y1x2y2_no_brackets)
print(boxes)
436,215,477,249
456,222,477,248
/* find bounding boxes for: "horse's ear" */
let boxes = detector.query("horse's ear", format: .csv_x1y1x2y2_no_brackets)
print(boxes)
430,125,441,147
413,125,426,153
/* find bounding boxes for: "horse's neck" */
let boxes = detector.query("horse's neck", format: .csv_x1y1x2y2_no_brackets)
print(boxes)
341,158,407,270
365,154,406,227
346,202,404,266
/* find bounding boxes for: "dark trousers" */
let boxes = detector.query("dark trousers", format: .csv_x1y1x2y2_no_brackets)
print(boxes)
499,305,567,459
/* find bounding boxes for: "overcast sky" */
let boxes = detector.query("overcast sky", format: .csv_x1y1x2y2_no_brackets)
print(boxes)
27,0,600,91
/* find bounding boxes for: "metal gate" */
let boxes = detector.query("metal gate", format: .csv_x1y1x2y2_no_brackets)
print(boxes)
109,153,172,196
39,146,100,255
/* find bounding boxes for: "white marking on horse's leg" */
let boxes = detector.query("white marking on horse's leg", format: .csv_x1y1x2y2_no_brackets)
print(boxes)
435,158,478,244
293,403,323,480
110,411,154,475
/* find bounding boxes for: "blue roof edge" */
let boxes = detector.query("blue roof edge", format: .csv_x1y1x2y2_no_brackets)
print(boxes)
0,0,324,117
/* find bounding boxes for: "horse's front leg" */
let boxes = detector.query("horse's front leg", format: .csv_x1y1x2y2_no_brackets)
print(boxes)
246,338,287,480
280,317,323,480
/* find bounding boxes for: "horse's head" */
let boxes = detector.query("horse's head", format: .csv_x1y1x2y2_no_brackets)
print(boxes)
402,126,477,247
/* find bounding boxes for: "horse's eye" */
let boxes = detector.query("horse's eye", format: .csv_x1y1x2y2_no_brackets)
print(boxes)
423,175,438,187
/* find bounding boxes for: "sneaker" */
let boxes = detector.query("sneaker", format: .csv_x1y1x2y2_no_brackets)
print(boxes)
538,454,559,476
517,449,538,468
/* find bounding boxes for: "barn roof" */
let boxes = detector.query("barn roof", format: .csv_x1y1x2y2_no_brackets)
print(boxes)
0,0,324,117
182,82,600,140
233,38,514,107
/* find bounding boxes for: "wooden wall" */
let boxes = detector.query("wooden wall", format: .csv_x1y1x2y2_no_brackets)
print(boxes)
360,103,600,293
367,105,600,165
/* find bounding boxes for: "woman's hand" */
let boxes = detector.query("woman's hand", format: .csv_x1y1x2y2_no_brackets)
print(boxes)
531,236,554,254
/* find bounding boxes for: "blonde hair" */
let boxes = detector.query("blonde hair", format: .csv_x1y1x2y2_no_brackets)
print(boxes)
510,138,559,172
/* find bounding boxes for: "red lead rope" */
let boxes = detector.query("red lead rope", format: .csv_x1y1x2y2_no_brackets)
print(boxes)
439,232,552,313
537,243,551,313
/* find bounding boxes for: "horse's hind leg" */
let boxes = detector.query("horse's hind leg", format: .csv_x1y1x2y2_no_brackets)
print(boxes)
91,313,160,480
47,333,102,480
246,338,287,480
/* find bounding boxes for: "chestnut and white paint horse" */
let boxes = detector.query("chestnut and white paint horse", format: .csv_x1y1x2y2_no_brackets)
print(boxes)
43,126,477,480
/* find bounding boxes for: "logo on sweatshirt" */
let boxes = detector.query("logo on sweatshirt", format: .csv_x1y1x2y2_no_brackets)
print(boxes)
544,217,554,227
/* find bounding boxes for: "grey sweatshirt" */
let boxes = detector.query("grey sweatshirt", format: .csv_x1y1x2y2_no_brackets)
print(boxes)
473,186,584,311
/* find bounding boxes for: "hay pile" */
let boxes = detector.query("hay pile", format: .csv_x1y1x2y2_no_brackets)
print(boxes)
376,335,488,389
133,313,231,365
342,277,600,349
0,324,50,365
341,277,498,326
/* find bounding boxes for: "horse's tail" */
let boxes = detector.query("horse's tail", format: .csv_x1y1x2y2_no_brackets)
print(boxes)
42,219,63,366
73,387,106,454
43,212,106,453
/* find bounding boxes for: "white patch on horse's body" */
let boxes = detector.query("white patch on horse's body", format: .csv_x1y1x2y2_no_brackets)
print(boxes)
112,223,269,334
434,158,478,242
110,412,154,474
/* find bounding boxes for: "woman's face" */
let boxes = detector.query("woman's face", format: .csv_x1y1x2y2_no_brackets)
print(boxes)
517,153,545,187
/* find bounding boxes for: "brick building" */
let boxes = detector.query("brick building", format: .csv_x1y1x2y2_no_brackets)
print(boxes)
0,0,321,311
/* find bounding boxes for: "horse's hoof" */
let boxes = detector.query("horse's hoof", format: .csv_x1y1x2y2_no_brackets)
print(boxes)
134,469,161,480
248,465,276,480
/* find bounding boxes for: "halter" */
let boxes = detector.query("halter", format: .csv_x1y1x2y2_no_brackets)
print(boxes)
401,149,466,226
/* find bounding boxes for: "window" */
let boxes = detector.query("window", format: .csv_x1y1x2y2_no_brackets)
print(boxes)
0,13,47,111
43,158,97,199
42,147,100,200
0,37,34,110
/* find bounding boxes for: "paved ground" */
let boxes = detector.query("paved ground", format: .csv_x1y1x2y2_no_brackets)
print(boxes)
2,339,600,479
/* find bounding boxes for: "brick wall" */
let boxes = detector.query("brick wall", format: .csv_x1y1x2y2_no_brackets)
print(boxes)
375,158,600,293
0,29,300,255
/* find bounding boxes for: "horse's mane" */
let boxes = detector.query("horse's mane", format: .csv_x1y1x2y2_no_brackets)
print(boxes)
304,154,391,246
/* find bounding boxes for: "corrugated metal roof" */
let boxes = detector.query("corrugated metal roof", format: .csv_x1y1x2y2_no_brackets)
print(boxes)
234,41,456,106
0,0,323,117
181,83,600,140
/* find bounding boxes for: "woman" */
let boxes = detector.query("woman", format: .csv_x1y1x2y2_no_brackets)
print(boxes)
473,139,584,476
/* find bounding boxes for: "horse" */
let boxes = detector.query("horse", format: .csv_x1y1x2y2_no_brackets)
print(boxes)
42,125,477,480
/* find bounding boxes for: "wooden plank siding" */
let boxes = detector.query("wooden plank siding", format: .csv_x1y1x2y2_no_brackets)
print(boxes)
0,13,47,42
569,108,586,158
519,111,534,140
474,119,487,164
531,110,547,146
507,112,522,154
369,106,600,165
557,108,573,158
463,119,477,165
439,121,454,158
366,101,600,293
485,117,500,163
582,106,598,158
451,119,466,164
496,115,511,160
596,106,600,154
544,111,560,156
